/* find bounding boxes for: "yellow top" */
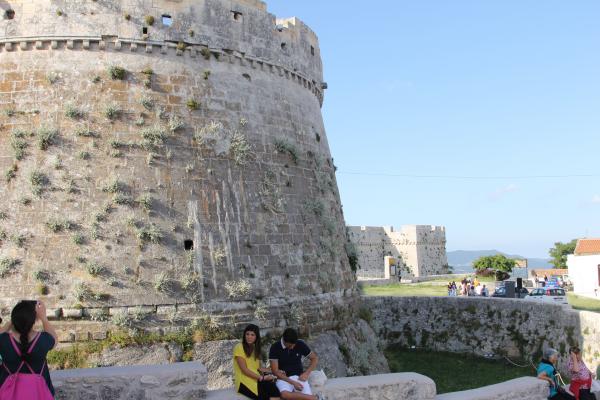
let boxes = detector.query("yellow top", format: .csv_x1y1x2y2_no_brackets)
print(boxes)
233,342,260,395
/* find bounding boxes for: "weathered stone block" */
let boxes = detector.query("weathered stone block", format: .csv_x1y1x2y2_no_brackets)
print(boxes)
63,309,83,319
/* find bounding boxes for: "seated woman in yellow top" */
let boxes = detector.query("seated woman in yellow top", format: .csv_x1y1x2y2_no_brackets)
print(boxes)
234,324,280,400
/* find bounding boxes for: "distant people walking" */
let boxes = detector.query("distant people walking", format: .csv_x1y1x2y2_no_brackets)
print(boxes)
461,283,468,296
567,346,597,400
233,324,280,400
0,300,58,399
447,282,458,296
475,284,483,296
481,285,489,297
537,348,576,400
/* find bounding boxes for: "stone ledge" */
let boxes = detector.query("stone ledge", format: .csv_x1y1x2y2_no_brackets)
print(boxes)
435,377,548,400
205,389,246,400
205,373,436,400
320,372,436,400
51,362,208,400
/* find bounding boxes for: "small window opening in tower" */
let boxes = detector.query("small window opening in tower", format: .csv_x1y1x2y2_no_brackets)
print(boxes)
5,9,15,20
184,240,194,251
142,27,148,34
162,15,172,26
281,42,287,50
310,46,315,56
231,11,243,21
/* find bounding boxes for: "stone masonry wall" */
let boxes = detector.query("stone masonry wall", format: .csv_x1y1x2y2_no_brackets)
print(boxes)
406,225,447,276
365,296,600,376
347,226,390,279
0,0,358,339
348,225,447,279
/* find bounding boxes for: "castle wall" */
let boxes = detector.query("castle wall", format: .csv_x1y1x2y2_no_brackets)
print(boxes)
0,0,323,86
347,226,397,279
366,296,600,376
0,0,357,337
405,225,447,276
348,225,447,279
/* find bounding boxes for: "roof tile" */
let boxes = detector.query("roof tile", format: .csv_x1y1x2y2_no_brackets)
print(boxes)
575,239,600,255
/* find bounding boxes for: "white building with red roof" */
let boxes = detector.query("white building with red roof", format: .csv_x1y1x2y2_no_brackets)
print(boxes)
567,238,600,297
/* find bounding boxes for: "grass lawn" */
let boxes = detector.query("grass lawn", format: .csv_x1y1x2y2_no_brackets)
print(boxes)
361,282,446,297
385,346,532,394
567,293,600,312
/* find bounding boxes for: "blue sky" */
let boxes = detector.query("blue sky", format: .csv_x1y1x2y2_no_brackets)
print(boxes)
268,1,600,258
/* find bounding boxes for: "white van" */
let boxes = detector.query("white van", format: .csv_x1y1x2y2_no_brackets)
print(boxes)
524,287,569,305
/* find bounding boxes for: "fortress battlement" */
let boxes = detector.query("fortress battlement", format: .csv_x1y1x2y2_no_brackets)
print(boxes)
0,0,323,88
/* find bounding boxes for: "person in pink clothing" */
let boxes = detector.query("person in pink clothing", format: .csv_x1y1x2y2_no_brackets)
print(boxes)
568,346,597,400
0,300,58,398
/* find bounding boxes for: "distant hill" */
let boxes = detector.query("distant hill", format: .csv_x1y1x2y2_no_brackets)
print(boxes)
447,250,553,273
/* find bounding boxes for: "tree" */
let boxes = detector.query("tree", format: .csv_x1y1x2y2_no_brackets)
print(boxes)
473,254,516,281
548,240,577,269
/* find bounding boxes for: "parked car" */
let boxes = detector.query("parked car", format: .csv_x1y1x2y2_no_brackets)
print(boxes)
523,287,569,305
491,286,529,299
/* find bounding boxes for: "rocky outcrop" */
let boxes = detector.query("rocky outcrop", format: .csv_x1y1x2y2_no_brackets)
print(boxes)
309,318,390,377
337,319,390,376
193,340,238,390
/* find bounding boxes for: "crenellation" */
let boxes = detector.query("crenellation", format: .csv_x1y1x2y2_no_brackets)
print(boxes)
0,0,323,85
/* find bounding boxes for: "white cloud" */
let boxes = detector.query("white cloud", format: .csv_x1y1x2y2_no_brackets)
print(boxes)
489,184,519,201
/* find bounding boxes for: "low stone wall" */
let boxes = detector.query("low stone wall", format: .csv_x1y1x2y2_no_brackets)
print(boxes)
205,372,436,400
436,377,548,400
319,372,436,400
47,361,562,400
357,278,397,286
410,273,470,283
51,361,207,400
52,319,389,391
365,296,600,375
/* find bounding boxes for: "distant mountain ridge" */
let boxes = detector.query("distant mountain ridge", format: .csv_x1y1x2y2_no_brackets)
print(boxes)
447,250,553,273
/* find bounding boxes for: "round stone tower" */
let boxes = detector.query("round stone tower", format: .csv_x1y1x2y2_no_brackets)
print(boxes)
0,0,357,340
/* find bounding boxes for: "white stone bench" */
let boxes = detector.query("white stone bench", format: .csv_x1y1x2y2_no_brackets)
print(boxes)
205,389,247,399
51,361,207,400
205,372,436,400
435,377,548,400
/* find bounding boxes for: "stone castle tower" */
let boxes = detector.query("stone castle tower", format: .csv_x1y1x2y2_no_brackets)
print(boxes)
0,0,357,340
348,225,448,279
